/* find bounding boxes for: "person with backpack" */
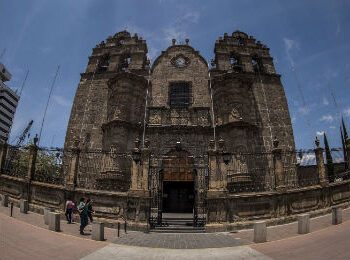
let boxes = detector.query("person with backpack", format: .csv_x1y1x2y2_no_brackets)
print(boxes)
78,197,89,235
65,199,74,224
87,199,95,223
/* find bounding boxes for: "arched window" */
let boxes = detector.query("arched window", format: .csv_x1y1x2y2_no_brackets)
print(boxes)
97,55,110,72
252,56,262,73
119,54,131,71
230,56,241,72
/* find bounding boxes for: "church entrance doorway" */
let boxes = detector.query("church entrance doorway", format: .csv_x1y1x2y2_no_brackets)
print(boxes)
162,150,195,214
163,181,194,213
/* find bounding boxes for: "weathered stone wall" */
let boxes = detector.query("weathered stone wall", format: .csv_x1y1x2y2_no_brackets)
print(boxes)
2,172,350,232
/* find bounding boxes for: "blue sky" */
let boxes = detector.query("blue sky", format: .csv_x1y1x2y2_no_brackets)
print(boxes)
1,0,350,150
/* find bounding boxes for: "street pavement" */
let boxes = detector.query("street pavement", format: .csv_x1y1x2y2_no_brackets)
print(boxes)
1,204,350,260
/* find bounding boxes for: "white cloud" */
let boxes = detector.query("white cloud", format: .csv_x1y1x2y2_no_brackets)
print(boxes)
283,38,300,67
334,157,344,163
344,108,350,117
183,11,200,24
53,95,71,107
316,131,325,136
329,126,336,129
322,97,329,106
300,153,316,165
320,115,334,123
291,116,296,123
297,107,309,115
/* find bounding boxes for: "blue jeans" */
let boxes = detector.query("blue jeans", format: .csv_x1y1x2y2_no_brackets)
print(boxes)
65,208,72,223
80,214,88,233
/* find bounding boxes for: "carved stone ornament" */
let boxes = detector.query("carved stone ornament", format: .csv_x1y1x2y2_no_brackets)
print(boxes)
171,55,190,68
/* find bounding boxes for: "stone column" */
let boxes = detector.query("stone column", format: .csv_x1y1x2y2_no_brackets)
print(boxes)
207,139,227,197
66,139,80,189
0,137,8,173
141,146,150,191
218,138,228,191
314,137,328,186
27,135,38,181
272,137,285,191
208,140,218,191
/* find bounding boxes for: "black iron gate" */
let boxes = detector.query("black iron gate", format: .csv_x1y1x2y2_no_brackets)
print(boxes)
148,155,208,228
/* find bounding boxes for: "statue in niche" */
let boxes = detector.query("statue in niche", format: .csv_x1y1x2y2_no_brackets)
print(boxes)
228,104,243,122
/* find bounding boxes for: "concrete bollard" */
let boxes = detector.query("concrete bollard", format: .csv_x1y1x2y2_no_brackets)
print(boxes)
1,194,8,207
298,214,310,234
253,221,267,243
332,206,342,225
48,212,60,232
44,207,54,225
20,199,28,214
92,222,105,241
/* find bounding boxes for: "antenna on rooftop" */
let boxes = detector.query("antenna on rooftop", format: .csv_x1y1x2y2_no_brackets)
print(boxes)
19,70,29,97
0,48,6,60
38,65,60,146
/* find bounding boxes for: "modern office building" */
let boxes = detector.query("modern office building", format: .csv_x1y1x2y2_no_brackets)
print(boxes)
0,62,19,141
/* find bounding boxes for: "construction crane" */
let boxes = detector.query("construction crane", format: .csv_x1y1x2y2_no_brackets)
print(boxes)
15,119,33,146
4,120,34,172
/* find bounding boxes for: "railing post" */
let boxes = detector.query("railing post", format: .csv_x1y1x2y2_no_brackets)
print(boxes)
314,137,328,186
272,137,285,191
66,139,80,189
0,137,8,173
27,135,39,181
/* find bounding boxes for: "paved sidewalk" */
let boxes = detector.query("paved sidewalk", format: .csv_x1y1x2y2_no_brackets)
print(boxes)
1,204,350,249
2,204,350,260
114,206,350,248
0,205,126,242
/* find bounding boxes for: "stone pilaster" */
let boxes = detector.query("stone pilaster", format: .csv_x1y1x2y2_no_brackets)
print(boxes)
66,139,80,190
207,139,227,197
129,139,149,197
272,137,285,191
140,148,150,191
0,137,8,173
314,137,328,186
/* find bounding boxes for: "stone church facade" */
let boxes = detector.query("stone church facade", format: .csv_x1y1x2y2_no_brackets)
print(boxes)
63,30,297,228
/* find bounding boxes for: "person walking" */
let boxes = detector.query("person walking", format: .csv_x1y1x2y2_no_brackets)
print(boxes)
87,199,94,223
65,199,74,224
78,198,89,235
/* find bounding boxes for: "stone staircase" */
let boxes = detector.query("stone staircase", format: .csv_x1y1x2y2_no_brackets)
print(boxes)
150,213,205,233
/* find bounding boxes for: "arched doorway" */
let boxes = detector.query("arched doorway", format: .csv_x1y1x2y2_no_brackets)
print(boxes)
162,150,195,213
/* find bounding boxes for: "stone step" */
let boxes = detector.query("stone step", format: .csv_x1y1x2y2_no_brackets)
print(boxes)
150,226,205,233
162,218,194,226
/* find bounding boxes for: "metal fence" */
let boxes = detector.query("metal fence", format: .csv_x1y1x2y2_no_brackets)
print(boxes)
33,147,64,185
2,145,29,179
1,143,348,193
227,152,275,193
77,150,132,191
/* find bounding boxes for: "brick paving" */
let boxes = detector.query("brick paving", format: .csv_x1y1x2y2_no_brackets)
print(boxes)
0,205,126,242
1,204,350,249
